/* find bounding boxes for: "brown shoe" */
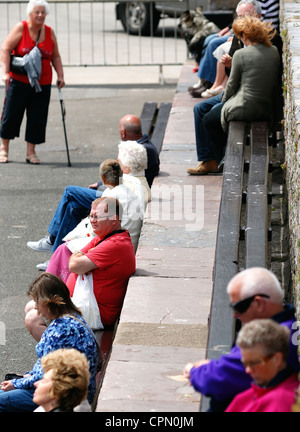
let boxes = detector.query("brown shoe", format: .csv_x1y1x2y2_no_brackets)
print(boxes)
187,160,219,175
189,80,212,97
189,87,207,98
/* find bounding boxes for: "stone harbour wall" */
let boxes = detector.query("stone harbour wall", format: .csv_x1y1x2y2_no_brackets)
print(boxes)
281,0,300,315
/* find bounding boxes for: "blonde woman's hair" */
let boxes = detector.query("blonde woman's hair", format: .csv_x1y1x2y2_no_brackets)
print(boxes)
232,15,276,47
41,348,90,411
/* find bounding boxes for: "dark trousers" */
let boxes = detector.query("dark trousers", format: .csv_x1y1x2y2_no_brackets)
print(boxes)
193,93,223,162
1,79,51,144
202,102,228,163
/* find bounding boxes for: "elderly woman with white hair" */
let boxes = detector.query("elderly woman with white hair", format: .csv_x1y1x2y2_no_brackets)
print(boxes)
118,140,151,203
0,0,65,164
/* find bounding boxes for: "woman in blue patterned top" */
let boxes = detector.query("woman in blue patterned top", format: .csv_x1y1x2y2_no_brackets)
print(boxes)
0,273,98,412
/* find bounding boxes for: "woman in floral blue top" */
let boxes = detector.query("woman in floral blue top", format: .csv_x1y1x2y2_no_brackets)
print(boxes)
0,273,98,412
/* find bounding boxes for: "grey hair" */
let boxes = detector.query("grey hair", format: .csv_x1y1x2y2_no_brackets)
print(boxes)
27,0,50,16
236,0,261,16
237,319,290,361
118,140,147,173
226,267,284,304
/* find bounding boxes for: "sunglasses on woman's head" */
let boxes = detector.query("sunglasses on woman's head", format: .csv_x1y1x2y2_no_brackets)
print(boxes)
230,294,270,314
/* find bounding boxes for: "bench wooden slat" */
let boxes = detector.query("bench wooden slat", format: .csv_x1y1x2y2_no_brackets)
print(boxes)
140,102,157,136
206,121,246,356
200,121,246,412
245,122,269,268
150,102,172,153
200,120,273,412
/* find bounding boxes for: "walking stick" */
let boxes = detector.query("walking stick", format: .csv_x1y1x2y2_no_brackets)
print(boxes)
58,82,71,167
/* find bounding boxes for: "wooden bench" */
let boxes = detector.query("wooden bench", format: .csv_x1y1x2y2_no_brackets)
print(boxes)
140,101,172,153
91,101,171,410
200,120,272,411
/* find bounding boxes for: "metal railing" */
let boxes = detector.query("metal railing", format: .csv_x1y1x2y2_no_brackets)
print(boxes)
0,0,188,67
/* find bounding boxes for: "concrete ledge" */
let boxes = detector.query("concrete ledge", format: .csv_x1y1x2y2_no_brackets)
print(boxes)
97,345,203,412
95,61,223,412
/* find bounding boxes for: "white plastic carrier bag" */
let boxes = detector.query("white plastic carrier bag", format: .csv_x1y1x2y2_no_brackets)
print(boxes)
72,273,103,330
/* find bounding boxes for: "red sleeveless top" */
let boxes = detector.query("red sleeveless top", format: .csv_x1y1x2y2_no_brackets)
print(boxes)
10,21,54,85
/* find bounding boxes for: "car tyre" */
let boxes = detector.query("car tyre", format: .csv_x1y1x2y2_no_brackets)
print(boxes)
119,1,161,36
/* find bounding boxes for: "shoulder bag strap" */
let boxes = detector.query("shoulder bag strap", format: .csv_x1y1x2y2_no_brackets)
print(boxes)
35,29,41,46
94,229,126,248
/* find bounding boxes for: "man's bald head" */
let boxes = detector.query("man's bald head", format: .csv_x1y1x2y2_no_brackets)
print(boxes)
227,267,283,304
119,115,142,141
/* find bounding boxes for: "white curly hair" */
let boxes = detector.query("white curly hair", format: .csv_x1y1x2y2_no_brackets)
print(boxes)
118,140,147,173
27,0,50,16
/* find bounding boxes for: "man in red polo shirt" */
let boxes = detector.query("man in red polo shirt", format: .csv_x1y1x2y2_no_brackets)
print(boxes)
67,196,136,328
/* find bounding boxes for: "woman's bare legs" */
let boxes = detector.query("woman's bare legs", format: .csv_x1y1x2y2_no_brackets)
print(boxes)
24,300,47,341
201,61,229,97
0,140,40,164
0,138,9,163
209,61,228,91
26,142,40,164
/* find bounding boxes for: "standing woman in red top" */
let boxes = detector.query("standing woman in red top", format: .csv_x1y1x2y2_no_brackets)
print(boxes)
0,0,65,164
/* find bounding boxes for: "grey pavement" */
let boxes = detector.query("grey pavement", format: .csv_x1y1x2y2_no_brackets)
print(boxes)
0,66,179,383
95,61,223,412
0,61,223,412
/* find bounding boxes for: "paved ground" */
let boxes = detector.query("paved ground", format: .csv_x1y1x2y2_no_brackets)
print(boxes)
0,66,179,382
0,58,290,419
95,62,223,412
0,61,224,414
93,62,290,414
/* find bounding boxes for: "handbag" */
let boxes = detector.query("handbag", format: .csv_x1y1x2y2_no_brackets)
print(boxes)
72,273,103,330
4,373,23,380
10,29,41,75
10,55,27,74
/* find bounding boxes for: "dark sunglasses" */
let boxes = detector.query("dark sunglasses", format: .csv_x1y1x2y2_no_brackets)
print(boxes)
230,294,270,314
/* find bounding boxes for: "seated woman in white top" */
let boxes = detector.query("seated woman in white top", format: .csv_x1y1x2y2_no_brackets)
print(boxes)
118,140,151,204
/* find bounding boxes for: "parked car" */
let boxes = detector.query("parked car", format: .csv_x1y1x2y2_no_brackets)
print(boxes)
115,0,235,36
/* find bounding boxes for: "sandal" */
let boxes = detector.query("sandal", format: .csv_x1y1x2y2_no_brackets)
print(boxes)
26,154,40,164
0,150,8,163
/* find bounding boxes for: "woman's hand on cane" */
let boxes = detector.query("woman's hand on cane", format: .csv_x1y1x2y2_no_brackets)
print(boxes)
57,79,65,89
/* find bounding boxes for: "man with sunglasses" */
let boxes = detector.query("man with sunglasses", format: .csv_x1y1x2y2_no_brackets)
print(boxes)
183,267,299,412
